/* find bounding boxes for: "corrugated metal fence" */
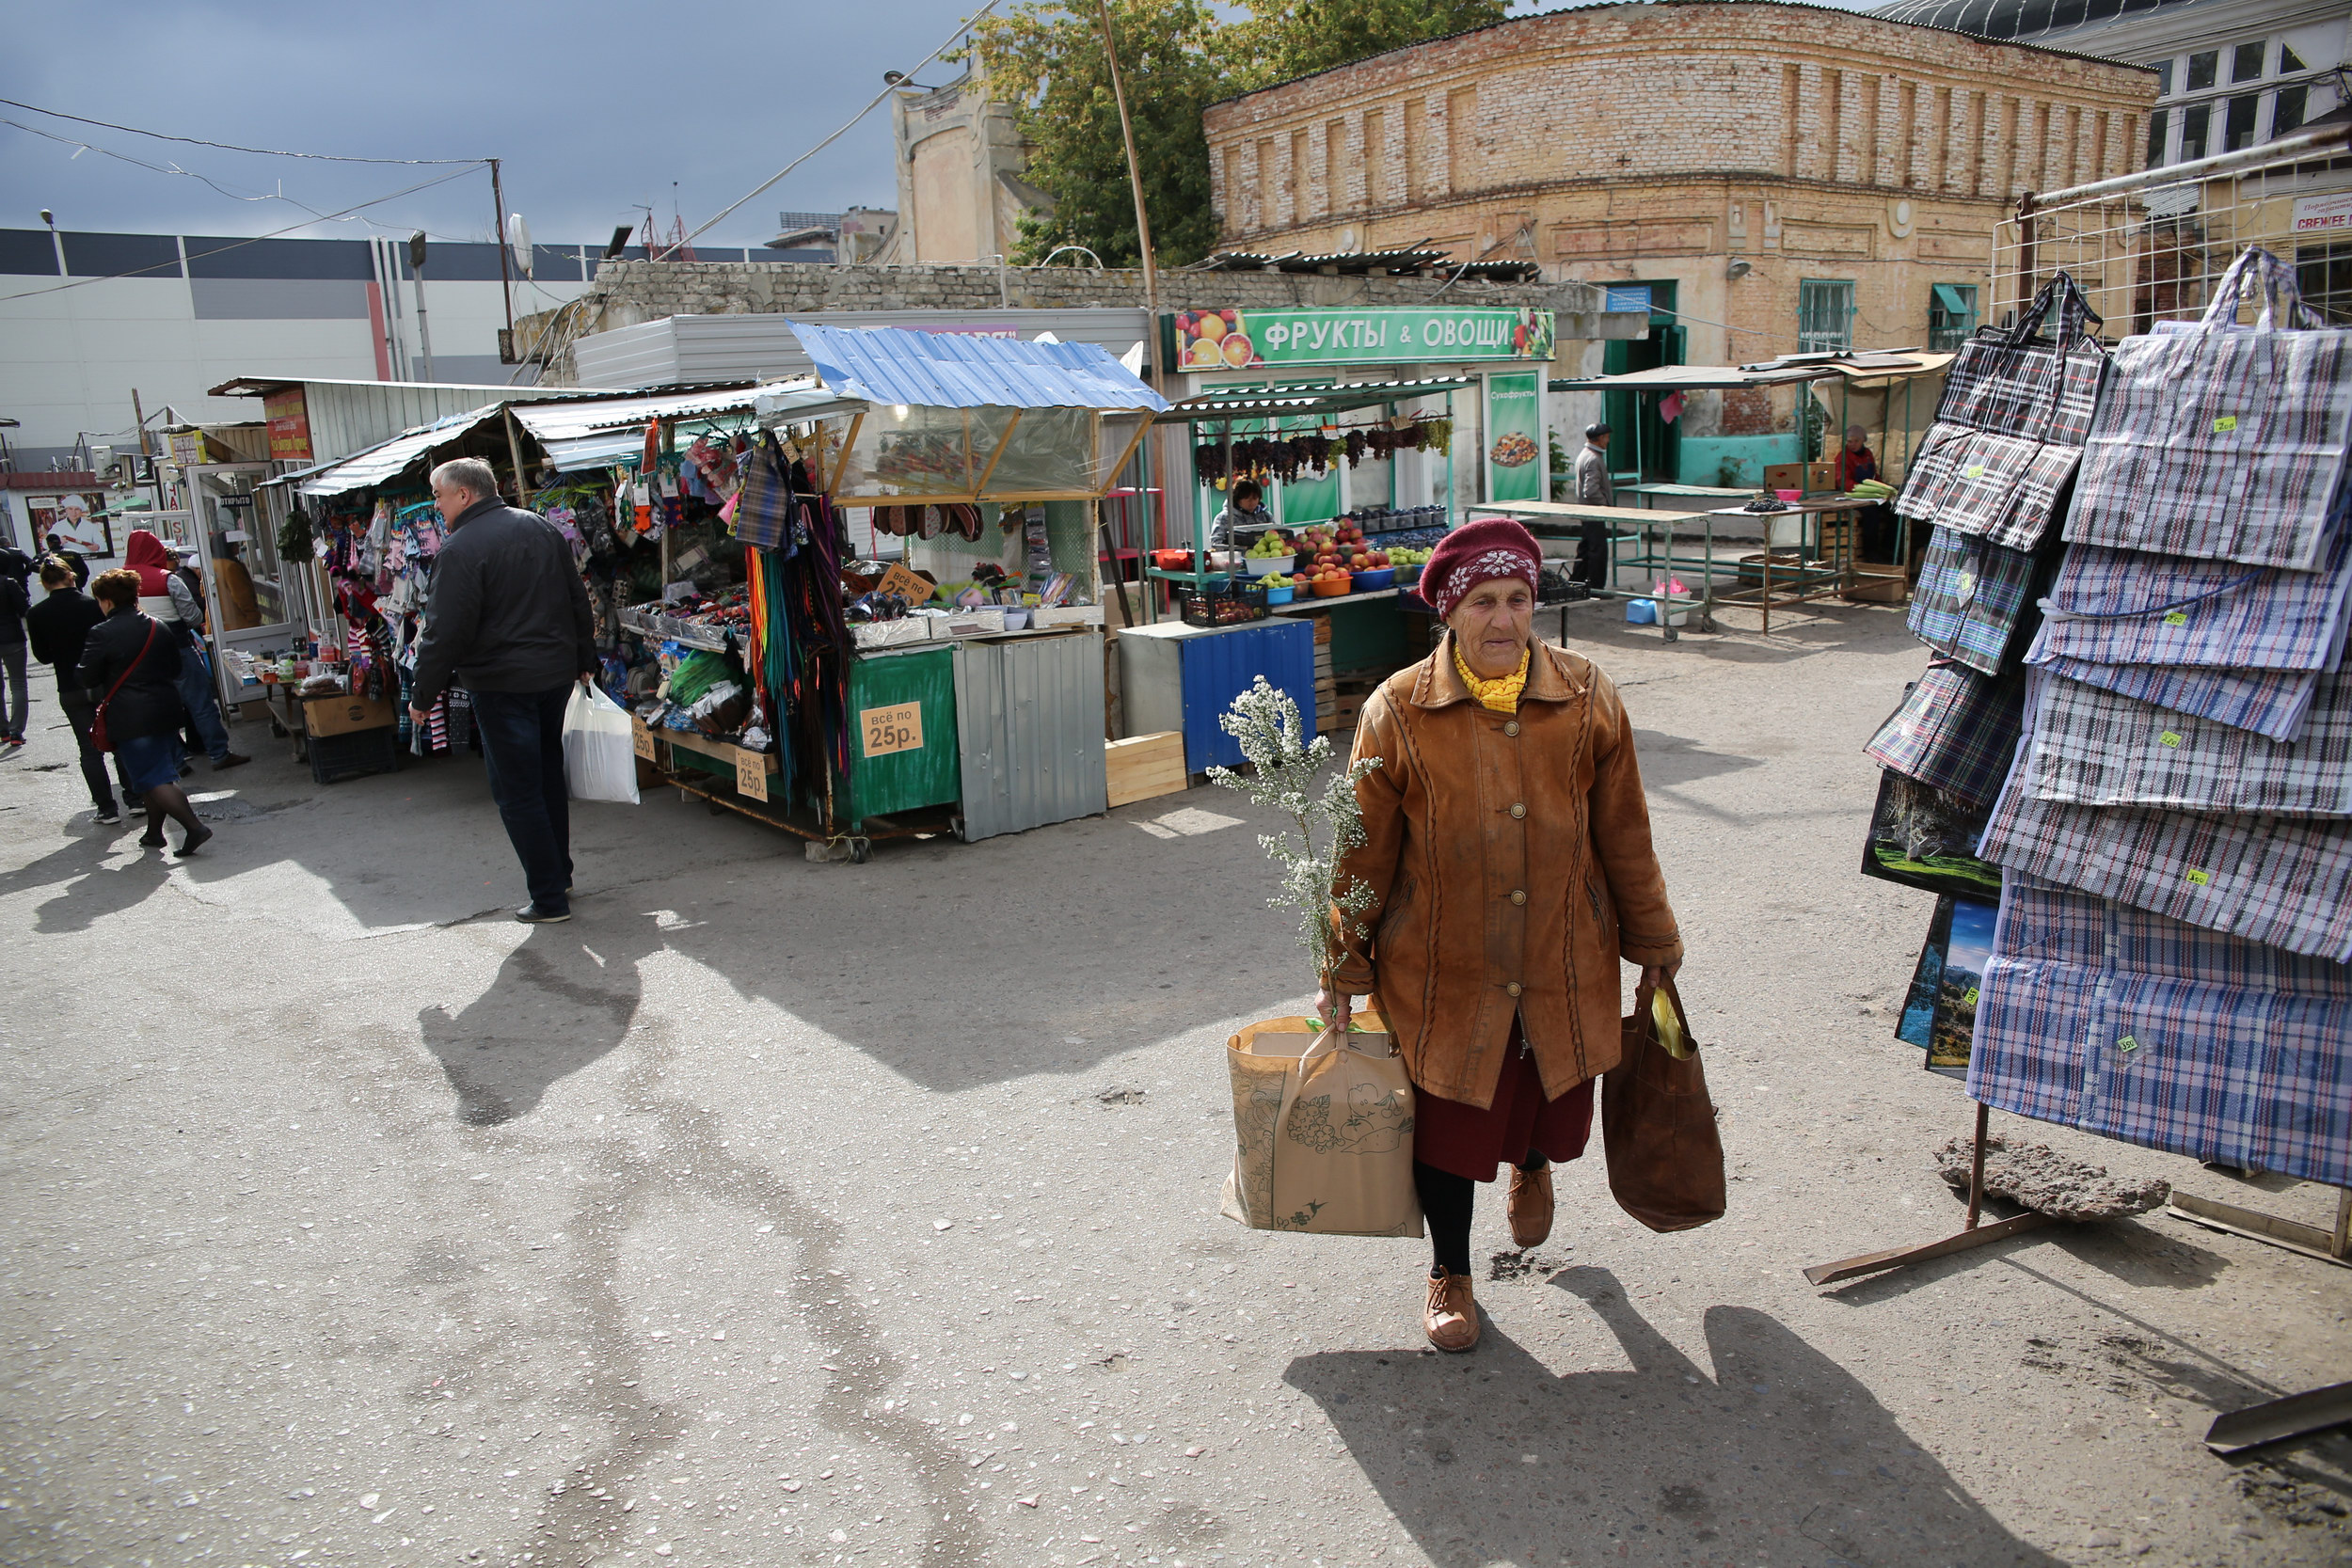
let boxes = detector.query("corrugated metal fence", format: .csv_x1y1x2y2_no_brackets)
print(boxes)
953,633,1108,842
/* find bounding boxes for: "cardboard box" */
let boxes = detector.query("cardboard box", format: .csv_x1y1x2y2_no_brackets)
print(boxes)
303,693,396,737
1764,461,1837,496
1106,732,1187,808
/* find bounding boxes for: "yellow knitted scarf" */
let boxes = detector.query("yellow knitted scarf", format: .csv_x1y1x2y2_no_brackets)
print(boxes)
1453,643,1530,713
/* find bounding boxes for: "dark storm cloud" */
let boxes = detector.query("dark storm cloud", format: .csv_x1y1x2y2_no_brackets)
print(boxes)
0,0,984,254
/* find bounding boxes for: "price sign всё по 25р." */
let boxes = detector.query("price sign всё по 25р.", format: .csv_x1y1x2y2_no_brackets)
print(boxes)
862,703,924,758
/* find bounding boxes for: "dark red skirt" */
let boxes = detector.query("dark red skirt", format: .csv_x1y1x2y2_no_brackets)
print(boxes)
1412,1014,1596,1182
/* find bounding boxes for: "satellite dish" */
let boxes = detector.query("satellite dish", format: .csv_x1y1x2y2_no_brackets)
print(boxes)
507,213,533,278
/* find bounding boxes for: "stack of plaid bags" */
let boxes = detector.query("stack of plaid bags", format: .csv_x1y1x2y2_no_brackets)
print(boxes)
1871,250,2352,1187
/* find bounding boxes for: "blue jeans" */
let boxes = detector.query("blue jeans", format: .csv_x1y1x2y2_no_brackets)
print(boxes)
175,638,233,763
469,685,574,911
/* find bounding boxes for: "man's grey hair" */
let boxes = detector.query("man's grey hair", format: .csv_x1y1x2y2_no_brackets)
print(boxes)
431,456,499,500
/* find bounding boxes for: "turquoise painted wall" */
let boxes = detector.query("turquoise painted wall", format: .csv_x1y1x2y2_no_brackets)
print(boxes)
1677,435,1803,488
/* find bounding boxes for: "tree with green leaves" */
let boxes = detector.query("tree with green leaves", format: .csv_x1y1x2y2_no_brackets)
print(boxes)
973,0,1509,268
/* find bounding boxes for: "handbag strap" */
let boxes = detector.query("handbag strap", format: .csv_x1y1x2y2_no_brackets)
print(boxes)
2004,270,2104,353
96,618,159,709
2197,245,2327,332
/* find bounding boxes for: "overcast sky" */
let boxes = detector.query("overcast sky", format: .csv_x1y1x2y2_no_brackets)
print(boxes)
1,0,1875,260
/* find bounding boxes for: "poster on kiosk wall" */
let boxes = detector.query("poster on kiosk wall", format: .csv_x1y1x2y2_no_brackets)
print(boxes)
1483,372,1544,506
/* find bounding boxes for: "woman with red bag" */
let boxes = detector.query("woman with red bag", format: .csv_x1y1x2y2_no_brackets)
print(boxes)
75,568,212,856
1322,517,1682,1352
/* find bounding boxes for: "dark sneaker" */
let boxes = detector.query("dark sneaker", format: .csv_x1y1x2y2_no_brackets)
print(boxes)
93,809,121,826
212,752,251,770
515,902,571,924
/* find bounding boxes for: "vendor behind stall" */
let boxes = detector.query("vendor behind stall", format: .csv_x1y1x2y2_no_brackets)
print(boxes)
1208,480,1266,548
1836,425,1896,563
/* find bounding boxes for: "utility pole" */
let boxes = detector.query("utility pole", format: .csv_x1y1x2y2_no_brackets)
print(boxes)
1095,0,1158,336
408,232,437,383
489,157,516,356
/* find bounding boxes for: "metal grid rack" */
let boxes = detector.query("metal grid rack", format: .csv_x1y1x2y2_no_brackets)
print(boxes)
1994,121,2352,336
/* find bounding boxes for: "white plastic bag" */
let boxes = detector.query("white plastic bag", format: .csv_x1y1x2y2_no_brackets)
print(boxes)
564,682,640,805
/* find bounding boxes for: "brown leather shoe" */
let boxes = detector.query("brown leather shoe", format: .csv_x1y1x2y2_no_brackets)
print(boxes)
1507,1162,1555,1248
1422,1268,1480,1353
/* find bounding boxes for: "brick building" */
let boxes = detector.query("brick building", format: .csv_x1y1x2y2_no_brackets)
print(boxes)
1201,1,2157,483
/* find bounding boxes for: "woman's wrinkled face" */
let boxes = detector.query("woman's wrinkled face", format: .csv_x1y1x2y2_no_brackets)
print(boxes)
1447,577,1534,679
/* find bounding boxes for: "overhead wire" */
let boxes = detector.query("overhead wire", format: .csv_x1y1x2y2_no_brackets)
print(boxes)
1,115,488,234
684,0,1000,245
0,95,484,165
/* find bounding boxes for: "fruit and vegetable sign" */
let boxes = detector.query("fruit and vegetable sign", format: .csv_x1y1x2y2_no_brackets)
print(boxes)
1165,307,1554,371
1483,372,1544,504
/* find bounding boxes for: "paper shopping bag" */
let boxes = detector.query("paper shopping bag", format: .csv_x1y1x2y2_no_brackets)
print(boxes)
1219,1012,1422,1238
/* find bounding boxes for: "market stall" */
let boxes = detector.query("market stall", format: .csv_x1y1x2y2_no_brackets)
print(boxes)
539,325,1168,852
1142,377,1474,737
1544,351,1947,634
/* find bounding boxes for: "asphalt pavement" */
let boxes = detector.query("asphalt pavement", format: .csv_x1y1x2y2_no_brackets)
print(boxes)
2,598,2347,1568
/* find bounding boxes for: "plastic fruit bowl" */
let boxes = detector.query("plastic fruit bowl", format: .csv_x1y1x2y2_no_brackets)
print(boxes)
1774,488,1804,503
1311,572,1354,598
1152,548,1196,570
1352,567,1396,592
1263,582,1295,605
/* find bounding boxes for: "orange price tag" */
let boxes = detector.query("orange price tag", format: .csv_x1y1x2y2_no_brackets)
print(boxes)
875,562,934,605
735,748,771,801
861,702,925,758
632,720,656,761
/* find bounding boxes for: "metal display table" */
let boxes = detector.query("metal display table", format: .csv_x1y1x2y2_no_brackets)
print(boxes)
1703,497,1875,634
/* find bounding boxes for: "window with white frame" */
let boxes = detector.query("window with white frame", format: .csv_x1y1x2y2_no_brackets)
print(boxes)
1798,279,1854,354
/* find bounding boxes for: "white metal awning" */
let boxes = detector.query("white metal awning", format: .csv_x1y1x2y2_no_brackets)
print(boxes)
279,404,507,498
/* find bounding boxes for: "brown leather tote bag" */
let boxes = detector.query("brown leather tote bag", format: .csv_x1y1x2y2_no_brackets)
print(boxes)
1602,978,1726,1232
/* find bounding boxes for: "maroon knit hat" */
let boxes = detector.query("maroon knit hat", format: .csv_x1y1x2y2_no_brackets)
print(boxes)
1422,516,1542,619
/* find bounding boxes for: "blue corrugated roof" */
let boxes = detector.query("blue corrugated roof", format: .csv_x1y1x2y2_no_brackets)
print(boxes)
787,322,1168,413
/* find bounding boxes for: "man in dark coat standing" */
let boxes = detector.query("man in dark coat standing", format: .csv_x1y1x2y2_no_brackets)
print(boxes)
408,457,596,924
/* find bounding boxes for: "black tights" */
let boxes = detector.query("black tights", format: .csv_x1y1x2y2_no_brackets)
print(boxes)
1416,1152,1548,1277
139,781,206,848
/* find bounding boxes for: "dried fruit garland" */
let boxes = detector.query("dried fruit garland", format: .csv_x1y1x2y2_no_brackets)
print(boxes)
1193,416,1454,487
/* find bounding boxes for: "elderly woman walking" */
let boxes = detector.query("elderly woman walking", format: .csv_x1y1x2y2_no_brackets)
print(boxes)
1323,517,1682,1351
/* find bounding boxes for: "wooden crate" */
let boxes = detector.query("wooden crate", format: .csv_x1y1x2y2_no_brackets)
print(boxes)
1106,732,1188,808
1841,562,1910,604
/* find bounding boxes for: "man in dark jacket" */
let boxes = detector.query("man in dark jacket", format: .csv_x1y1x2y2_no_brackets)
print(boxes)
25,556,130,822
409,456,597,924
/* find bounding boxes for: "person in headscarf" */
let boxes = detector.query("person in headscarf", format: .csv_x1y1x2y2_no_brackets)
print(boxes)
1325,517,1684,1352
124,529,246,772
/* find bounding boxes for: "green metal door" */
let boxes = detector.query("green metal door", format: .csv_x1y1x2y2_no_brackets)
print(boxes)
841,644,961,824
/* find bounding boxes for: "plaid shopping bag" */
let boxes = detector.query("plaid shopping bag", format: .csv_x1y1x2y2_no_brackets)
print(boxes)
1978,679,2352,962
733,433,795,550
2030,497,2352,674
2068,246,2352,572
1935,273,2108,445
1895,424,2085,552
1865,658,2027,808
2019,663,2352,817
1907,525,2051,676
2029,650,2328,744
1970,877,2352,1188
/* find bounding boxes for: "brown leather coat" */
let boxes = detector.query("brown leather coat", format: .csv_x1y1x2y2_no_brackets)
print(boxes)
1330,633,1682,1109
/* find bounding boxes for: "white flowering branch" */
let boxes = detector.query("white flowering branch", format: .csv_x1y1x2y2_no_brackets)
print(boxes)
1209,676,1384,992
